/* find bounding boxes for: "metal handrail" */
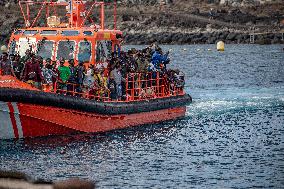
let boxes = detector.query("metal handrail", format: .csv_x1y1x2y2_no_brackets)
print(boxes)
31,71,184,102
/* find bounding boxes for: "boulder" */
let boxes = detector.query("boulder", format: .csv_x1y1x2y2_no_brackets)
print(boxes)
241,0,261,6
235,33,243,41
4,2,10,8
219,0,228,5
226,32,237,40
220,0,241,6
232,2,241,7
0,170,30,181
207,36,217,44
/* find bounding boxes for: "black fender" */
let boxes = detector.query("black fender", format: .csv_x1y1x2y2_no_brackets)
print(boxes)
0,88,192,115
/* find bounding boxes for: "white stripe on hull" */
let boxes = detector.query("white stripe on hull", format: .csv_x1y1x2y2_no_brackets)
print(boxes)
12,102,23,138
0,101,15,139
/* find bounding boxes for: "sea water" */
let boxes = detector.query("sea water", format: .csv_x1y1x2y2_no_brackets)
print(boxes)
0,44,283,188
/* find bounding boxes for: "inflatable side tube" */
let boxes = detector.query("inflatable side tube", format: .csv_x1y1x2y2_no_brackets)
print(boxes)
0,88,192,115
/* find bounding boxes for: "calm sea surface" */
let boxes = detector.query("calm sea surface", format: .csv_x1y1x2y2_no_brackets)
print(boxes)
1,44,284,188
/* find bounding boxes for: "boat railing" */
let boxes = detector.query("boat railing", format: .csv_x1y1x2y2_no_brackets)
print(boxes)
125,72,184,101
48,82,111,101
36,71,184,102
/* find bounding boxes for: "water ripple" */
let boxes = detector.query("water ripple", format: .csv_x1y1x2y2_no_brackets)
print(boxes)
1,45,284,188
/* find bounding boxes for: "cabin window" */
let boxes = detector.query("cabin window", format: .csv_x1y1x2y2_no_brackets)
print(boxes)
56,40,75,60
14,30,22,35
23,30,38,36
9,40,17,55
83,31,93,36
37,40,54,60
40,30,57,36
18,37,37,57
61,30,79,36
96,40,112,62
78,41,91,63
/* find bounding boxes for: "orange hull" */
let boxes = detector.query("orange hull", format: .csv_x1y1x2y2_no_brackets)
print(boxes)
0,101,186,139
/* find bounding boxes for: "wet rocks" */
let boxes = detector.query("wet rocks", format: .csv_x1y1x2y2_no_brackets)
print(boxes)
0,170,96,189
0,179,53,189
124,31,283,45
219,0,269,7
0,170,30,181
53,178,95,189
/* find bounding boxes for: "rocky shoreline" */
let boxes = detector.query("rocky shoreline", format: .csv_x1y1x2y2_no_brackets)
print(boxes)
0,0,283,46
0,170,95,189
124,31,284,45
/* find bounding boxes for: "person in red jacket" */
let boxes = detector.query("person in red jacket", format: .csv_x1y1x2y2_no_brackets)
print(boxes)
22,54,44,89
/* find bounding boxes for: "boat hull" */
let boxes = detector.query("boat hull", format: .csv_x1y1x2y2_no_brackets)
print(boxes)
0,101,186,139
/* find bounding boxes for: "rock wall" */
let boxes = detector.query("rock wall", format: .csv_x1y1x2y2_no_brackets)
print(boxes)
219,0,275,6
125,31,284,45
0,0,283,45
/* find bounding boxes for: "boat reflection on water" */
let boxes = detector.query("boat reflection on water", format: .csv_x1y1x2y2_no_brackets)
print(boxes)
9,116,189,150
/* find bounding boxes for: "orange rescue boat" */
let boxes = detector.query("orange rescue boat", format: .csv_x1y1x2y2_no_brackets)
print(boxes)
0,0,192,139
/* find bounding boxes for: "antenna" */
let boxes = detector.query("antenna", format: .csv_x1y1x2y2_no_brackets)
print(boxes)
18,0,117,29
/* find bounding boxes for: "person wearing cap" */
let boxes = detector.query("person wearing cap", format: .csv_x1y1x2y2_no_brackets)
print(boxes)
0,52,15,77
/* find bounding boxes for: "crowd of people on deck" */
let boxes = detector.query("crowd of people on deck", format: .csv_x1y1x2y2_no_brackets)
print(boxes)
0,44,184,100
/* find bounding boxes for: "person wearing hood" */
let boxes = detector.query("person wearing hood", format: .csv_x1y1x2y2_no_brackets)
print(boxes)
151,48,170,72
22,54,44,89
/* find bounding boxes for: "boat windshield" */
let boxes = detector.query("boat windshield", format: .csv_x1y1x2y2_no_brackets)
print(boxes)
83,31,93,36
56,40,75,60
40,30,57,36
96,40,112,62
37,40,54,59
14,30,22,35
78,41,91,63
61,30,79,36
18,37,37,57
23,30,38,36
